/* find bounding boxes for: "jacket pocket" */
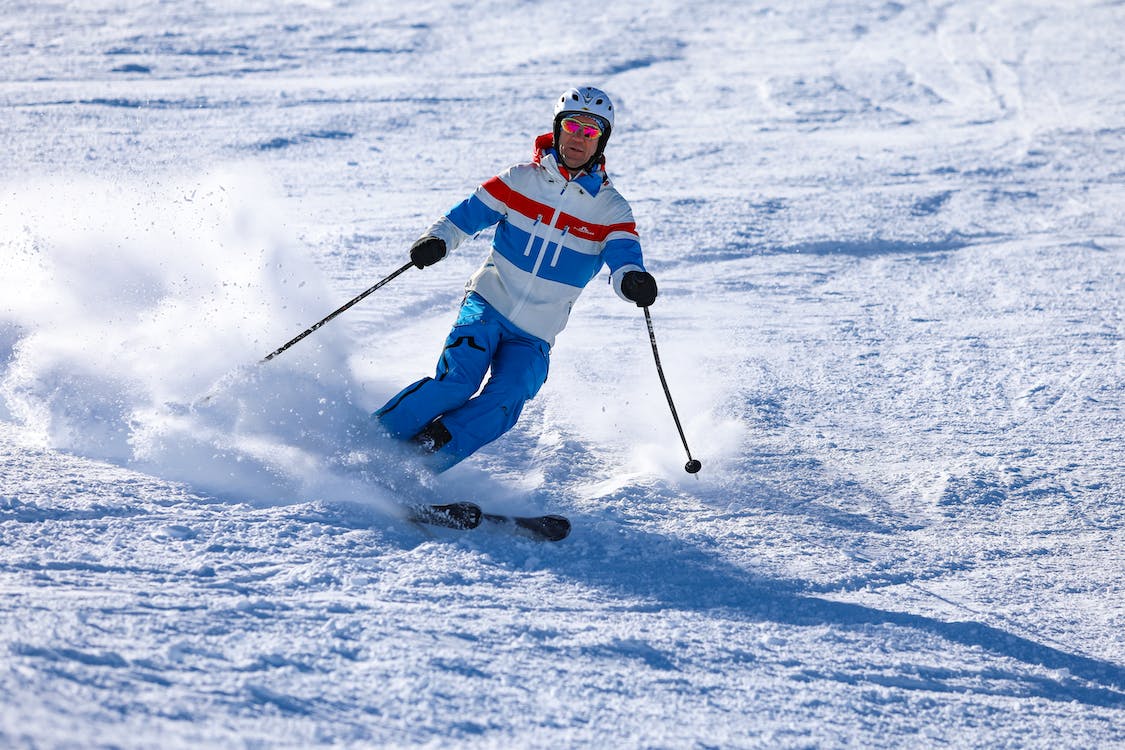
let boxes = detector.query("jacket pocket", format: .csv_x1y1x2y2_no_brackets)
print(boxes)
550,227,570,267
522,216,543,257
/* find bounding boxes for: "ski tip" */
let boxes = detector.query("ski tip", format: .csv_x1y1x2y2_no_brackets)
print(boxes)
539,514,571,542
518,514,570,542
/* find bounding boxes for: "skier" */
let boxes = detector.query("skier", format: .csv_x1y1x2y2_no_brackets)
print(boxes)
375,86,658,470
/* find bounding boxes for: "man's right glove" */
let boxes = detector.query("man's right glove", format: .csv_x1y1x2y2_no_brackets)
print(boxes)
621,270,658,307
410,237,446,269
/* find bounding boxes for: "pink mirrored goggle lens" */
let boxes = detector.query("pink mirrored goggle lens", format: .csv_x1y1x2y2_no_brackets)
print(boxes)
560,117,603,140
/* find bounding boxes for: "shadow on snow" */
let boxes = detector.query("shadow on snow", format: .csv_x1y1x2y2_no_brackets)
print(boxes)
539,520,1125,710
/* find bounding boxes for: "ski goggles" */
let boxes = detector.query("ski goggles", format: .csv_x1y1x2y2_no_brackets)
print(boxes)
560,117,604,140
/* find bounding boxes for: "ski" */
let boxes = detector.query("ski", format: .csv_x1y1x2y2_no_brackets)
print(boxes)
408,501,483,530
483,512,571,542
408,502,571,542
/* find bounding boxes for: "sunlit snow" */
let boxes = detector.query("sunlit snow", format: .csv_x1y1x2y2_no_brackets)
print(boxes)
1,1,1123,747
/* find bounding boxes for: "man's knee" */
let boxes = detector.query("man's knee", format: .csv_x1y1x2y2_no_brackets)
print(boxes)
492,341,549,399
437,332,491,383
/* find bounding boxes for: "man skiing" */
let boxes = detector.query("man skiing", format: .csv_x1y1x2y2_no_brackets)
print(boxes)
375,86,658,470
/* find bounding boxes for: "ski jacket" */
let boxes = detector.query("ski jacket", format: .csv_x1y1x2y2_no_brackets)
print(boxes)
420,133,646,346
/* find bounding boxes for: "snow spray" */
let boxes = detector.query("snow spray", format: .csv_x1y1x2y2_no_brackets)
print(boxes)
0,172,395,508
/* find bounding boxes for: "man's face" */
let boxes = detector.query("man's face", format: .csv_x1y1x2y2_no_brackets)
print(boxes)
557,114,603,170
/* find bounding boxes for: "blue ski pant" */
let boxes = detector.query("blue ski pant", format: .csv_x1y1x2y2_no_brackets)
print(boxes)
374,293,550,469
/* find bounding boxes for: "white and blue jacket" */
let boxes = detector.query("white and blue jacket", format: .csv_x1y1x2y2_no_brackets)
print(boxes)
420,133,646,346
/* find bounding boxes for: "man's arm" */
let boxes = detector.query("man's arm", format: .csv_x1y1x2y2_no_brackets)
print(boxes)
415,172,513,259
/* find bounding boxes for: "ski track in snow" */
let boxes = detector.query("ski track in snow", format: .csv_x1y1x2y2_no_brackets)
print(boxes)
1,1,1123,748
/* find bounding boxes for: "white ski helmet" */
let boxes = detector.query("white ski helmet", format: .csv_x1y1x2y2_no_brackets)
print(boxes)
553,86,615,134
552,86,615,169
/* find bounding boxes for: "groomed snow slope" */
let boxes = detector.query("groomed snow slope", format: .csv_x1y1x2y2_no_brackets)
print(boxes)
1,1,1123,747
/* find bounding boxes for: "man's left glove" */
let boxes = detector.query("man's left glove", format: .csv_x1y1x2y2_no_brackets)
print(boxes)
621,270,658,307
410,237,446,269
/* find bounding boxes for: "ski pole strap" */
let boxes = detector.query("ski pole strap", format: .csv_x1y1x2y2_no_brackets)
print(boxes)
263,260,415,362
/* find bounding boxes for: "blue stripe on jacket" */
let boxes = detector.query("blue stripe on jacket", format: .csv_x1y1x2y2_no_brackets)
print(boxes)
448,193,505,236
447,198,640,290
442,158,646,317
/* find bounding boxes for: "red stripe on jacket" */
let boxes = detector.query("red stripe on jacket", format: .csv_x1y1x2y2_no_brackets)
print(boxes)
481,177,637,243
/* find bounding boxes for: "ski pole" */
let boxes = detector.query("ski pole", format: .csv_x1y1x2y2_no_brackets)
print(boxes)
643,306,702,474
262,260,415,362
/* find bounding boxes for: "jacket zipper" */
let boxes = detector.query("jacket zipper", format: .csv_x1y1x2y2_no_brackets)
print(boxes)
523,215,542,256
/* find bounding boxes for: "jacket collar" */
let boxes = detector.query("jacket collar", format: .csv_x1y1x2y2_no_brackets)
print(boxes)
532,132,606,195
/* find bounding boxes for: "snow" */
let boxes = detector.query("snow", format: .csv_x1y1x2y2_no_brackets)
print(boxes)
1,0,1123,747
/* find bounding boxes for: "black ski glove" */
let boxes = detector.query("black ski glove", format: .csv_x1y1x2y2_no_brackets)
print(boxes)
621,270,658,307
410,237,446,269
